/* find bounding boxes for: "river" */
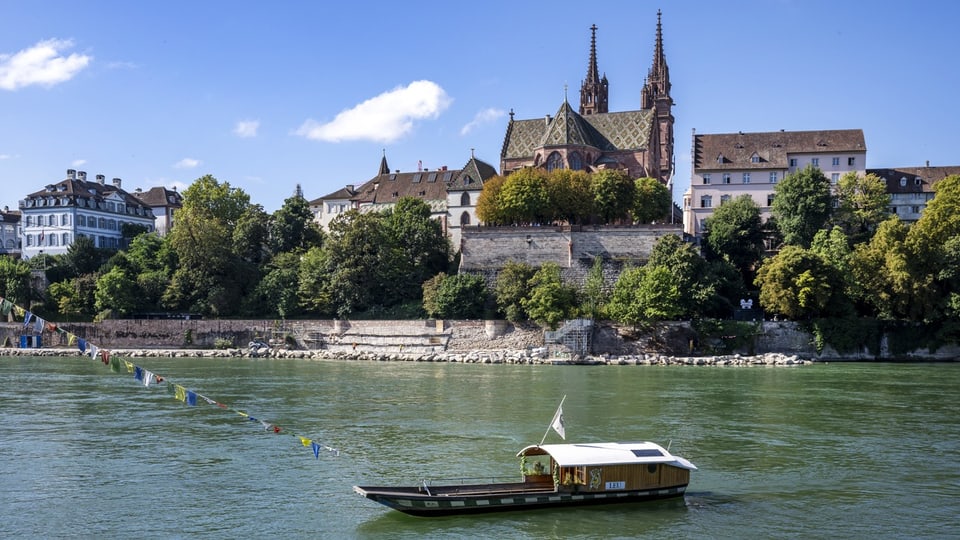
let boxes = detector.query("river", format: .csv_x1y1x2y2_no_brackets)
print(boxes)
1,356,956,539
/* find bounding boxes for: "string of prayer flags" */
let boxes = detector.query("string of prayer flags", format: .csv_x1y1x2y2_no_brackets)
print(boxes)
0,296,340,460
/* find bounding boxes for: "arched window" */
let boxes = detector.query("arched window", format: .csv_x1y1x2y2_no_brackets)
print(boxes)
460,192,471,206
78,215,86,227
569,151,583,171
460,211,471,226
546,151,564,172
38,215,45,227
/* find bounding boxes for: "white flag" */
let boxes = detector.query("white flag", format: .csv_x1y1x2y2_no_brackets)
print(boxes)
550,405,566,440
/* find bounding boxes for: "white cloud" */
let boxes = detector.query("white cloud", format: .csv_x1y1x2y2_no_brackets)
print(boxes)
0,39,92,91
174,158,201,169
234,120,259,138
460,107,506,136
0,154,12,160
295,80,451,143
71,159,86,167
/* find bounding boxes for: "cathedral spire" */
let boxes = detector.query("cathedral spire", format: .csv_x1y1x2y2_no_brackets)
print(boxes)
579,24,608,115
641,10,675,182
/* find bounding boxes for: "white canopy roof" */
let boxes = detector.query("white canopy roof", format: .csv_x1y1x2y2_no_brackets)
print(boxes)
518,442,697,471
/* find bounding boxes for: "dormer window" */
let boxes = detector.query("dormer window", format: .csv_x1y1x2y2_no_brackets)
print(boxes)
751,154,761,163
915,178,922,185
900,177,907,187
716,154,724,164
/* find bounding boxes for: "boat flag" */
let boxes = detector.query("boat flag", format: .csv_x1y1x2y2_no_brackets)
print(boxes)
551,404,566,440
540,395,567,445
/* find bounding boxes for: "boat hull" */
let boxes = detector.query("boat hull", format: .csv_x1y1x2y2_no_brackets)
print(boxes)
353,483,688,517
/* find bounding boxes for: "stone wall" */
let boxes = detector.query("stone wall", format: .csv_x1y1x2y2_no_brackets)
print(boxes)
459,225,682,271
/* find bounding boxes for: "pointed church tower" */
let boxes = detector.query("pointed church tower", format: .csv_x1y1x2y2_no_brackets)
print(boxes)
579,24,608,116
377,149,390,176
641,10,674,181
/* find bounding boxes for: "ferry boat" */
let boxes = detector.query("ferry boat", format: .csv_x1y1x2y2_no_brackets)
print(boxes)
353,441,697,516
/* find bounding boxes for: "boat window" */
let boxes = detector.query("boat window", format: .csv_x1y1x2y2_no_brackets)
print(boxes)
631,449,664,457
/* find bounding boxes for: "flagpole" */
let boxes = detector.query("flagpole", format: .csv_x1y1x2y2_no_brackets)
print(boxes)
540,395,566,446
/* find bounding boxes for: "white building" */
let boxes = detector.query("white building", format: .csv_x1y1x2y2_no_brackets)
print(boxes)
19,169,156,259
683,129,866,236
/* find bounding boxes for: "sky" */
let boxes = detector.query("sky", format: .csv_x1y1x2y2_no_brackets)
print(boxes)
2,0,959,215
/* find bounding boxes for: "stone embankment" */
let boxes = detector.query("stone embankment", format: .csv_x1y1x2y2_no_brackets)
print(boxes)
0,347,810,366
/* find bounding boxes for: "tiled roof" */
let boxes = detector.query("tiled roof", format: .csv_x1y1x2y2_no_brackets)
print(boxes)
501,102,654,160
352,168,454,205
694,129,866,171
24,176,153,213
448,157,498,191
132,186,182,207
868,166,960,194
311,185,357,203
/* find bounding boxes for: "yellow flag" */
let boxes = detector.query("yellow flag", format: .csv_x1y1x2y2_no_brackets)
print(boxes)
300,436,312,447
124,360,134,373
174,385,186,402
68,334,77,346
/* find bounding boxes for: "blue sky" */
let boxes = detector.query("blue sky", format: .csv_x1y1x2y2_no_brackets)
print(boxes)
2,1,958,215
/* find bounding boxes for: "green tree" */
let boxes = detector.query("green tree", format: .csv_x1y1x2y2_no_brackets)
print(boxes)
48,274,97,318
591,169,635,224
385,197,450,289
270,190,323,254
607,265,682,327
547,169,594,224
832,172,890,244
421,272,446,318
475,174,508,225
521,262,578,329
297,246,332,315
755,245,851,320
499,168,551,225
245,252,302,318
772,164,833,247
233,204,272,264
631,177,671,224
0,256,32,306
94,264,139,317
433,273,488,319
648,234,724,318
702,194,765,284
849,218,912,319
581,256,608,320
494,261,536,322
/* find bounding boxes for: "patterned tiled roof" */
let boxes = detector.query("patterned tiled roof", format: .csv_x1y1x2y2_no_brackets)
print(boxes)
694,129,866,171
501,102,654,160
448,156,498,191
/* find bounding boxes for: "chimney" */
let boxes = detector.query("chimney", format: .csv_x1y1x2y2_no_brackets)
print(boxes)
112,178,121,188
96,174,105,183
346,184,354,192
67,169,76,179
78,171,87,181
926,160,930,167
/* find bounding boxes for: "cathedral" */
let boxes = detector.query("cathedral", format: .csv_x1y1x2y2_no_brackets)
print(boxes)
500,11,674,186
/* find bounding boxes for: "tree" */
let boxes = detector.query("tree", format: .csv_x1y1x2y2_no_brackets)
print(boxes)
607,265,682,326
494,261,536,322
848,218,912,319
755,245,851,320
421,273,446,318
475,175,508,225
48,274,97,318
581,256,608,320
385,197,450,289
832,172,890,244
702,194,765,284
499,168,551,225
245,252,302,318
432,273,488,319
521,262,578,329
0,256,32,306
270,190,323,254
772,164,833,247
233,204,272,264
648,234,727,318
94,264,140,317
631,177,671,224
547,169,593,224
591,169,635,224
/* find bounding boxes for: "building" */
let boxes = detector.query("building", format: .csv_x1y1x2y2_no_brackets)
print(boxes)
0,207,21,257
19,169,156,259
310,184,357,233
683,129,867,236
868,165,960,223
132,186,183,236
500,12,674,186
444,152,499,248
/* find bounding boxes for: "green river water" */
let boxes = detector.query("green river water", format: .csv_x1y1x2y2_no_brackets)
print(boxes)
1,356,956,538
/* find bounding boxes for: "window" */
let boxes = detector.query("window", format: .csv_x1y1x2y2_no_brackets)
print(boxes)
848,157,856,166
831,173,840,184
569,151,583,171
412,173,422,183
915,178,922,186
546,151,564,172
789,158,798,167
700,195,712,208
460,192,470,206
751,154,761,163
812,158,819,167
460,211,470,226
61,214,69,226
911,206,920,214
900,177,908,187
722,174,731,184
767,194,775,206
770,172,779,183
720,194,731,205
62,233,70,245
832,157,840,166
742,173,751,184
716,154,724,163
703,174,711,185
38,215,45,227
426,172,437,183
